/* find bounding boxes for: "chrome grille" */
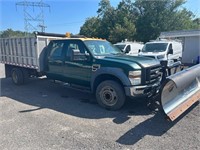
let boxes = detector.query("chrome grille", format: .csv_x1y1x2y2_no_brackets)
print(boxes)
145,65,161,84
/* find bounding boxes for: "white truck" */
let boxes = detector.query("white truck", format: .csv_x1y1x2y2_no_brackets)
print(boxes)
139,39,182,67
114,41,144,56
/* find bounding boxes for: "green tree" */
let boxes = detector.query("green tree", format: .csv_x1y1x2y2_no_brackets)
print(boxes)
134,0,199,42
193,18,200,27
80,17,100,37
80,0,116,41
97,0,116,40
80,0,115,40
0,29,32,38
109,17,136,43
80,0,138,43
109,0,137,43
80,0,199,43
97,0,112,18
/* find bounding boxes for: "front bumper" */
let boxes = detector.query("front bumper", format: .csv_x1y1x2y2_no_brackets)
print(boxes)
125,82,160,97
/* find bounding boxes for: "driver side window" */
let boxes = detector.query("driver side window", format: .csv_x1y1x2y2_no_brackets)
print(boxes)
65,40,89,61
67,41,87,54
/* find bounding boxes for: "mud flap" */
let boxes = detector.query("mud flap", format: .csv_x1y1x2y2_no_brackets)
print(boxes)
160,64,200,121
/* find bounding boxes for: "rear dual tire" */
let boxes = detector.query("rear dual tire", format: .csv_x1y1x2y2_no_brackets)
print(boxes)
11,68,24,85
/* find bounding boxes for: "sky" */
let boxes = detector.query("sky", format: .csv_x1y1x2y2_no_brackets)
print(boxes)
0,0,200,34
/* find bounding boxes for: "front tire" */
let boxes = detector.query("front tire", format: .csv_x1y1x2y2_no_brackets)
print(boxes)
96,80,125,110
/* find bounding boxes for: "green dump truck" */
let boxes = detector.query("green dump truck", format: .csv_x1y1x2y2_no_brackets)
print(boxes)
1,32,199,121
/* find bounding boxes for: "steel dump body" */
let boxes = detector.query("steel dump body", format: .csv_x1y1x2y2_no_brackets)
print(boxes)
0,35,63,72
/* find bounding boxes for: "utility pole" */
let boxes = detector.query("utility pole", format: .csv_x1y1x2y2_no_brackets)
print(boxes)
16,0,50,36
38,24,47,32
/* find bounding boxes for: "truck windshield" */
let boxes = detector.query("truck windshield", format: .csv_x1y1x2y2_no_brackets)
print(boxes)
84,40,122,56
142,43,168,52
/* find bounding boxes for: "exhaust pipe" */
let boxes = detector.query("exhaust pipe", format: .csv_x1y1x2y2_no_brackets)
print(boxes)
160,64,200,121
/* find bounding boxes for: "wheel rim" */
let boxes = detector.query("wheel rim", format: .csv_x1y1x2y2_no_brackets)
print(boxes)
100,86,118,106
12,71,18,84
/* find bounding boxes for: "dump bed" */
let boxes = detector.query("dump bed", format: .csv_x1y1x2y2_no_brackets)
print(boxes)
0,33,64,72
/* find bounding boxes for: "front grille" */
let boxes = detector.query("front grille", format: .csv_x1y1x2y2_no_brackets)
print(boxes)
145,65,161,84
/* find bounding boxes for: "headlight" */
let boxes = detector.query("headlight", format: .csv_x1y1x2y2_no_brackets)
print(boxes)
129,71,141,85
157,55,165,59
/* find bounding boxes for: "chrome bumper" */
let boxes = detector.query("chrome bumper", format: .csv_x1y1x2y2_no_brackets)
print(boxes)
125,83,160,97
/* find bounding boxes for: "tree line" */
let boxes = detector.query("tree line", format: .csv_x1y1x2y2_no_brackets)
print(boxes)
80,0,200,43
1,0,199,43
0,29,33,38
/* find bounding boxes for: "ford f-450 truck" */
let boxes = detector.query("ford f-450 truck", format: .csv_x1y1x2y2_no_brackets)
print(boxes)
0,32,161,110
1,32,199,121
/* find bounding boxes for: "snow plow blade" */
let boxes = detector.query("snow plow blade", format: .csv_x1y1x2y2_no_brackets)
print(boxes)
160,64,200,121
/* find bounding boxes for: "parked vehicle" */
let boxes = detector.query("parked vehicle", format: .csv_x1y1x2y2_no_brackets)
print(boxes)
139,39,182,67
0,32,199,121
114,41,144,56
0,32,161,110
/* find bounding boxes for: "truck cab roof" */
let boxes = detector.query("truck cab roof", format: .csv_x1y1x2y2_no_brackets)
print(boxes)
52,38,106,42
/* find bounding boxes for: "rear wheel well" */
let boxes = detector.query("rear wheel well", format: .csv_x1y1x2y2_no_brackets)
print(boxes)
93,74,124,93
5,65,39,85
5,65,38,78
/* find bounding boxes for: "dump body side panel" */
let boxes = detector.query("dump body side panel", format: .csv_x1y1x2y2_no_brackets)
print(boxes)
0,35,64,72
0,37,38,69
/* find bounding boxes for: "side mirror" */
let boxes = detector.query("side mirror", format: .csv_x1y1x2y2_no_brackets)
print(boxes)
168,48,173,55
138,49,141,53
72,49,87,61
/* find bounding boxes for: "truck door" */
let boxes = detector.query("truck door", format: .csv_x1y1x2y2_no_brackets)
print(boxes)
47,40,65,80
63,40,92,87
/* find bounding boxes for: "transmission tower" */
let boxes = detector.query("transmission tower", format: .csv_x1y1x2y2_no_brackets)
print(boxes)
16,0,50,35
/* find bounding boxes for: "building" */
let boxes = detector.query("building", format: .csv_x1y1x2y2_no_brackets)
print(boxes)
160,29,200,65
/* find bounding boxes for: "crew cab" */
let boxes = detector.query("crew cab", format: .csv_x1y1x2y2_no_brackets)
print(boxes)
44,38,161,109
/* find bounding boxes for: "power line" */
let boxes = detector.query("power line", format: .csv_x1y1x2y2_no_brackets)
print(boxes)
16,0,50,35
48,21,85,27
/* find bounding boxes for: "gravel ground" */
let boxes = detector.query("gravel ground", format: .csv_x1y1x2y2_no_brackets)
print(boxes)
0,64,199,150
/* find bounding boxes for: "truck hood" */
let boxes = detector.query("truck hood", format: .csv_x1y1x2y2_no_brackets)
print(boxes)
96,54,160,68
